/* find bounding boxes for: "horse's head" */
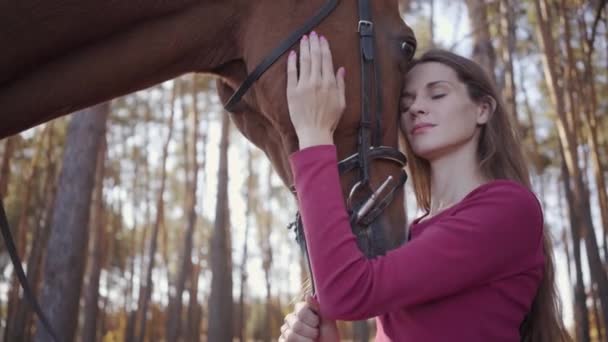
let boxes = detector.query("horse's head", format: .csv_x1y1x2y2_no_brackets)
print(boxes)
216,0,416,254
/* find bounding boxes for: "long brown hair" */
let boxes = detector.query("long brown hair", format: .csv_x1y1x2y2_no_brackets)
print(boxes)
402,49,571,342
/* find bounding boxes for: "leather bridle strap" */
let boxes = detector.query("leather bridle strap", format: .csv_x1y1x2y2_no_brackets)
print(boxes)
0,199,61,342
224,0,341,112
357,0,374,186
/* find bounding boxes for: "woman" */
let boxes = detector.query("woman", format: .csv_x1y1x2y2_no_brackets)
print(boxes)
279,31,570,341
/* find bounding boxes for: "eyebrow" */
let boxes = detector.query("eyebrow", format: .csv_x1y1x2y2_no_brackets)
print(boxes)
403,80,452,98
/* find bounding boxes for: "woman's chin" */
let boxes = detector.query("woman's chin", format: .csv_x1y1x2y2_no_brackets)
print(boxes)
411,145,440,160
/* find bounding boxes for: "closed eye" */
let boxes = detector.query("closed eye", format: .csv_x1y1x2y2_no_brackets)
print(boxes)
431,94,446,100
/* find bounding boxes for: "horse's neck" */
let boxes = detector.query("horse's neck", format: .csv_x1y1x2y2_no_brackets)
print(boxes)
0,1,246,138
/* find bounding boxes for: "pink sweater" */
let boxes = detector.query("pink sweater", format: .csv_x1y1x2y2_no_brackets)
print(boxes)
289,145,544,342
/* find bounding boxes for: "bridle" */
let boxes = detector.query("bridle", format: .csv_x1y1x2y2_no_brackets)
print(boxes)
226,0,415,291
0,0,416,338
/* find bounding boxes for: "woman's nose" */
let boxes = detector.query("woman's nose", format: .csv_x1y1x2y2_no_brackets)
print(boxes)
408,101,428,118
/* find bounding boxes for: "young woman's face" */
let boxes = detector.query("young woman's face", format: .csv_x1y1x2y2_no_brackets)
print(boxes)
399,62,489,161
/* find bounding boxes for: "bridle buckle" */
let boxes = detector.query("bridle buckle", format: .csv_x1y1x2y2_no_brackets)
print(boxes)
358,20,373,34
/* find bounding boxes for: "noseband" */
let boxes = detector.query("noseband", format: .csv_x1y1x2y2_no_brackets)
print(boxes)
224,0,415,290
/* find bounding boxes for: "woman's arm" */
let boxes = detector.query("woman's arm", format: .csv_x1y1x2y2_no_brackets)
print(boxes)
291,145,544,321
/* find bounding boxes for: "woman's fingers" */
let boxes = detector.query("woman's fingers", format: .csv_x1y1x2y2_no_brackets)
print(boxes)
309,31,321,82
299,35,310,82
294,302,320,327
336,67,346,109
286,51,298,95
320,35,335,84
285,312,319,339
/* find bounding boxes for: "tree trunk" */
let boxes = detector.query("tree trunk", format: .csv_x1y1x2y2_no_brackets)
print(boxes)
465,0,497,82
123,100,147,342
534,0,608,330
498,0,518,122
573,0,608,267
352,321,370,342
207,113,233,342
167,76,202,342
561,159,591,342
260,167,274,342
0,136,16,198
591,283,605,342
11,127,59,342
5,127,48,342
136,87,176,342
33,103,109,342
81,136,108,342
238,147,254,342
186,262,202,342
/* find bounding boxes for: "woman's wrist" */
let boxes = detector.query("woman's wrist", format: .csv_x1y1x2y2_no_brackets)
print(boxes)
297,129,334,149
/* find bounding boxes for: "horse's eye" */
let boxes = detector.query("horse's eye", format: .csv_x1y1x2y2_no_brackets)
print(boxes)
400,41,416,61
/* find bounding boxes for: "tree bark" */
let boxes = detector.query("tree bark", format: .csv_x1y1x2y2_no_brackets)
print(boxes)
352,320,370,342
534,0,608,330
167,76,202,342
186,262,203,342
261,167,274,342
572,0,608,267
11,126,58,342
207,113,233,342
561,158,591,342
135,87,176,342
498,0,518,122
5,127,48,342
238,147,254,342
33,103,109,342
465,0,497,82
0,136,16,198
81,136,108,342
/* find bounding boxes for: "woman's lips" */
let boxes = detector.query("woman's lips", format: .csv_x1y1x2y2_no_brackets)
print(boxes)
411,123,436,135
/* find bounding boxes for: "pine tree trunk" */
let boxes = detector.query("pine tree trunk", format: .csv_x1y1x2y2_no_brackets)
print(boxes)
238,147,254,342
534,0,608,330
561,159,591,342
0,136,16,198
261,167,274,342
5,127,48,342
136,89,176,342
571,0,608,268
352,321,370,342
498,0,518,122
12,127,59,342
124,110,141,342
33,103,109,342
167,77,201,342
465,0,497,82
207,113,233,342
82,137,108,342
591,283,605,342
186,262,202,342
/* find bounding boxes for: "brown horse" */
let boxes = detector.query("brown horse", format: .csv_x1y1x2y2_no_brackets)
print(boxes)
1,1,415,250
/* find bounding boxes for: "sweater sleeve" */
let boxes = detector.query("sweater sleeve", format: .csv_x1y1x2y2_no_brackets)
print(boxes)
290,145,544,321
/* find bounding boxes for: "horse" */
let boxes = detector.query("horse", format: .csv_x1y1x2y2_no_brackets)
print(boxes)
2,0,416,253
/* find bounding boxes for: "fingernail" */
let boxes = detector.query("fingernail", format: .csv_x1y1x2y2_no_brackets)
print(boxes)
340,67,346,76
311,31,317,37
320,35,327,42
302,35,308,41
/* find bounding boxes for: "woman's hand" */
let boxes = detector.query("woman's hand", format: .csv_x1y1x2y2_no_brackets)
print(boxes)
279,295,340,342
286,31,346,150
